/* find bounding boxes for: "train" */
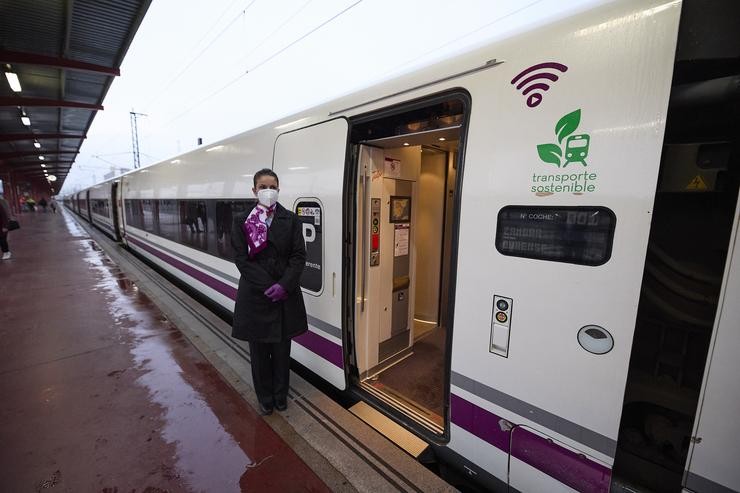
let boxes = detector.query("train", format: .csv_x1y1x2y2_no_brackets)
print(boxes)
65,0,740,491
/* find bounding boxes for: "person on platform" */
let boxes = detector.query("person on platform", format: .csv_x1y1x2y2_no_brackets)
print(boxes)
0,194,14,260
25,196,36,212
230,168,307,415
38,197,48,212
50,198,57,213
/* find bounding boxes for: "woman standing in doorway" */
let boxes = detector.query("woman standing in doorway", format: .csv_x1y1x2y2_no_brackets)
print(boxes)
231,168,307,415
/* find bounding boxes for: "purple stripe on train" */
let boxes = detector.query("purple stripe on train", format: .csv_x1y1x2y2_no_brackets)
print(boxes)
294,330,343,368
450,393,611,492
126,234,343,368
127,235,238,299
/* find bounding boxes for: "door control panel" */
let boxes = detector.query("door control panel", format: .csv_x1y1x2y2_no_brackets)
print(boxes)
370,198,380,266
490,295,513,357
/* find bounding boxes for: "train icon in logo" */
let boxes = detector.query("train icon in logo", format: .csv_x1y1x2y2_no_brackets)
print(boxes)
511,62,568,108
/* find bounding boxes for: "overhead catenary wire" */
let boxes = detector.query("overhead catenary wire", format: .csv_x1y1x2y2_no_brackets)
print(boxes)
234,0,314,70
163,0,363,127
143,0,259,112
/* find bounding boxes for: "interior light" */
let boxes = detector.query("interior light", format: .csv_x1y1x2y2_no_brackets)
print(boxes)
205,145,224,152
438,137,446,141
34,141,41,148
288,166,308,171
403,142,410,146
48,175,57,182
21,115,31,126
41,163,46,168
5,71,21,92
170,159,181,164
39,155,45,160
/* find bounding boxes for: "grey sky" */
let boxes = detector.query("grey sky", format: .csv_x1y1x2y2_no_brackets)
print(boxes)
60,0,587,194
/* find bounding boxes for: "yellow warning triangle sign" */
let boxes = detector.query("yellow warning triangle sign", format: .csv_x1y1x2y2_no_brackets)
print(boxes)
686,175,708,191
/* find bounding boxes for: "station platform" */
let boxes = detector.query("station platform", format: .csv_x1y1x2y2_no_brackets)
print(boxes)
0,210,454,493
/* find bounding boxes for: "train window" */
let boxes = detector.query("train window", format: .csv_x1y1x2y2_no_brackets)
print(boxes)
124,199,139,229
178,200,209,252
91,199,109,217
216,200,255,260
495,206,616,266
158,199,180,243
295,200,323,293
142,199,158,234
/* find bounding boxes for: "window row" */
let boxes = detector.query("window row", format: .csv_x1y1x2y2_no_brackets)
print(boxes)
124,198,255,260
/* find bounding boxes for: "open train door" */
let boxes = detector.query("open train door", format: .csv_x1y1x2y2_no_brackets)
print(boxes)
272,117,349,390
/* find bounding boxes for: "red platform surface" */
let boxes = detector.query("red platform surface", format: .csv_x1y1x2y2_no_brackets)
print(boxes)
0,211,329,492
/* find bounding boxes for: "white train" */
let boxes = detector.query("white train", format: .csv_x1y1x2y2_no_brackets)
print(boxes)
66,1,740,491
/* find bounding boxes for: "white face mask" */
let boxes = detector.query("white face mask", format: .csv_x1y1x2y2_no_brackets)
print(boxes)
257,188,279,207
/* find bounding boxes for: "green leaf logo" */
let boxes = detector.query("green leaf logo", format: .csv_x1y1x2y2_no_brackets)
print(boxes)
537,143,562,167
555,109,581,143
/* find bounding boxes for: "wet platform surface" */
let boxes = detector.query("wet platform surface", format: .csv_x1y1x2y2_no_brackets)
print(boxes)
0,211,330,492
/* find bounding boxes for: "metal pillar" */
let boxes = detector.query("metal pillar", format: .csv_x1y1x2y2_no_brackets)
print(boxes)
129,110,147,169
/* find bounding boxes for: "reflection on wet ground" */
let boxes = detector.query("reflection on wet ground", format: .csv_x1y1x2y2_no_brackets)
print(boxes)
0,210,329,492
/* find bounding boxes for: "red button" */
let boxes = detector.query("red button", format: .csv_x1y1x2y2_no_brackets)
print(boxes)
372,234,379,250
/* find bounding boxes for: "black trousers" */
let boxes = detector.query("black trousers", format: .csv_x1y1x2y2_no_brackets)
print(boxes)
248,339,292,407
0,230,8,253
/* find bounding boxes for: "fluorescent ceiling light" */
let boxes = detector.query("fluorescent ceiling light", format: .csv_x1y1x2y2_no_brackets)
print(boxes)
403,142,410,146
38,156,45,160
170,159,181,164
48,175,57,182
205,145,224,152
5,72,21,92
438,137,446,141
33,141,41,148
41,163,46,168
21,115,31,126
288,166,308,171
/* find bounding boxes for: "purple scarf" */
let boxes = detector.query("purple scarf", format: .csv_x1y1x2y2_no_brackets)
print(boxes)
243,203,275,258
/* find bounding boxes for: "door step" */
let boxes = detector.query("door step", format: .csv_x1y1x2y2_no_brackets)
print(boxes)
350,401,430,459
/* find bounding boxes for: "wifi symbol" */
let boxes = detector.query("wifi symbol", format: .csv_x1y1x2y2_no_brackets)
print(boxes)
511,62,568,108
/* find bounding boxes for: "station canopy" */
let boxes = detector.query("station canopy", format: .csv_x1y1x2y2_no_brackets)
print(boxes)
0,0,152,191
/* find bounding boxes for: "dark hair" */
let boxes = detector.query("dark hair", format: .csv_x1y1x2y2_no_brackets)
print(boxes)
253,168,279,187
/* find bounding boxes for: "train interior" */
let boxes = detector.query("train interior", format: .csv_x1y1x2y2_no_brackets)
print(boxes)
612,1,740,491
350,97,466,435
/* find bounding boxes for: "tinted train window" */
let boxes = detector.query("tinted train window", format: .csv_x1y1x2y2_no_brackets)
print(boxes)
216,200,255,260
495,206,616,266
178,200,210,252
158,199,179,242
142,199,158,234
91,199,109,217
124,199,144,229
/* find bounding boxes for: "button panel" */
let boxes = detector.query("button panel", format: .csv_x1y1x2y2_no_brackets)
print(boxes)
490,295,513,358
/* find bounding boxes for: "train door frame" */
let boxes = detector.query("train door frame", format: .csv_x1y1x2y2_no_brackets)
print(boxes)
345,88,471,443
84,190,91,221
111,181,122,241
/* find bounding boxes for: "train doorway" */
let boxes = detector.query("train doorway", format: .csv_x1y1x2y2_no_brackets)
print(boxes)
111,181,122,241
350,94,468,436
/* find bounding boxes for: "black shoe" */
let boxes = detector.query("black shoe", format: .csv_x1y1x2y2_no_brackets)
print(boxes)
258,401,273,415
274,398,287,412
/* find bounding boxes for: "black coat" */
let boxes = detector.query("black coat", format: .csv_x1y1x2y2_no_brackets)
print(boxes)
231,202,308,343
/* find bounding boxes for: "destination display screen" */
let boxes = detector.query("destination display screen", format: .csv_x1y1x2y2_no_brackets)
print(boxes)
495,206,616,266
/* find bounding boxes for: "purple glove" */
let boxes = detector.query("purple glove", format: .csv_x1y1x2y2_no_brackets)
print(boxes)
264,283,287,302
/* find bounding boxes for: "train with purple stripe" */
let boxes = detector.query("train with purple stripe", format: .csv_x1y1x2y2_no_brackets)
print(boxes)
66,1,740,491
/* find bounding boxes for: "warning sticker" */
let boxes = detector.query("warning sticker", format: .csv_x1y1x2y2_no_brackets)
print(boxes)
686,175,708,191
